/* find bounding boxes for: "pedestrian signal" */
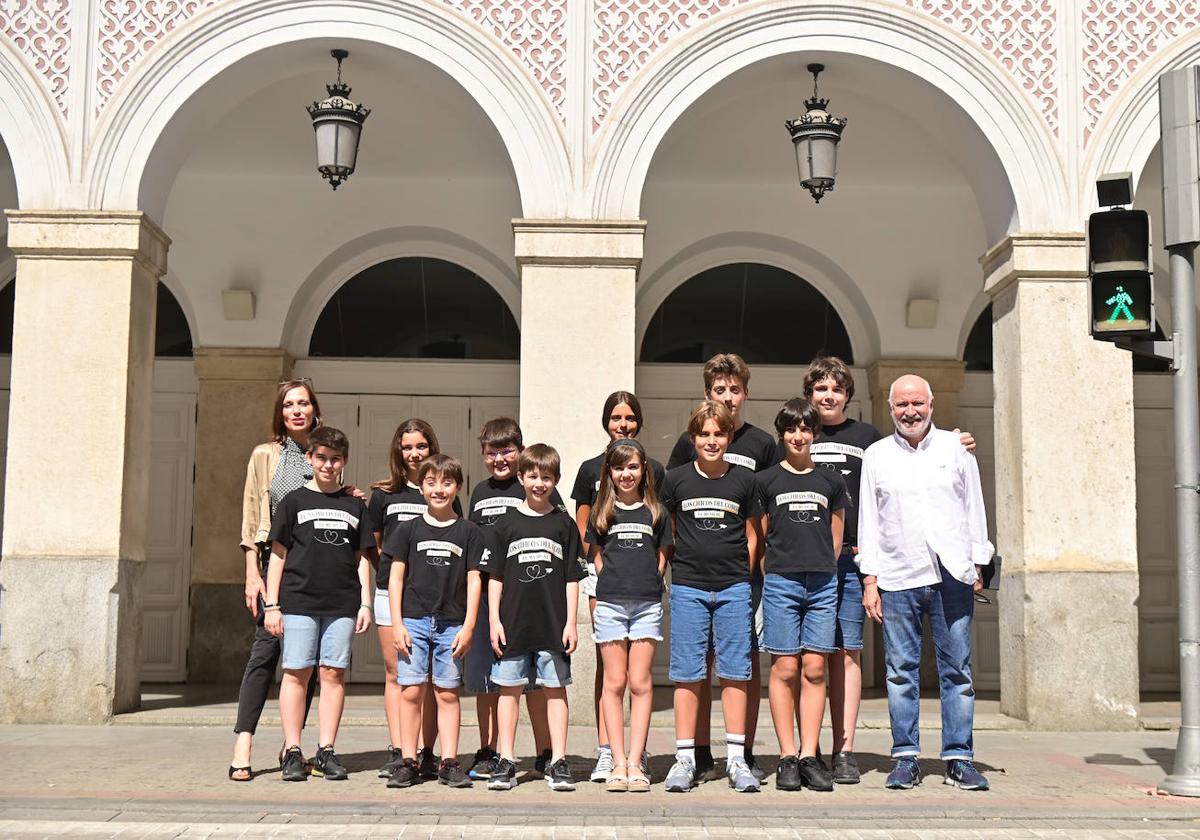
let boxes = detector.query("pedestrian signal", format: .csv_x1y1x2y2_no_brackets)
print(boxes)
1088,208,1154,339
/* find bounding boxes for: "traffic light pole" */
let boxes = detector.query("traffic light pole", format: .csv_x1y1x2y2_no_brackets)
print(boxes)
1160,242,1200,797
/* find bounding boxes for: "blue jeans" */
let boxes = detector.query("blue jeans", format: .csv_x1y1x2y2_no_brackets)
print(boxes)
761,571,838,654
395,615,465,689
669,581,753,682
881,564,975,759
835,551,865,650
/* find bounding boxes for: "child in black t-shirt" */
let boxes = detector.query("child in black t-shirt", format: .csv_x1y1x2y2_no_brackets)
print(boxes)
381,455,483,790
586,438,672,793
477,444,586,793
756,398,848,793
264,426,375,782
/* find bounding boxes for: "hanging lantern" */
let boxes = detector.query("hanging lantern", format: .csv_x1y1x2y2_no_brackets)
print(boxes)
785,64,847,204
306,49,370,190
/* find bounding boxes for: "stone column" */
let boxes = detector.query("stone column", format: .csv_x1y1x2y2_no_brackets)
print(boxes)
983,233,1139,729
513,218,645,723
188,348,292,683
866,358,967,432
0,211,168,723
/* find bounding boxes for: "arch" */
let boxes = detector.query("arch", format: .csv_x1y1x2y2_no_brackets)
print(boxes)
637,233,878,363
589,1,1064,230
0,39,69,208
957,293,992,361
86,0,570,220
283,226,519,358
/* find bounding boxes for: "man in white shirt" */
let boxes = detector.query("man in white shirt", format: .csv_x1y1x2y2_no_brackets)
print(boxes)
858,374,993,792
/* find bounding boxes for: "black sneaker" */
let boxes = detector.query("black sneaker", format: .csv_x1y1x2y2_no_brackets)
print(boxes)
487,757,519,790
745,751,768,783
546,757,575,792
468,747,500,780
695,746,722,783
312,745,348,781
386,758,420,788
798,755,833,792
438,757,472,788
832,751,860,785
775,755,802,791
417,746,439,780
534,747,553,777
280,746,308,782
378,745,403,779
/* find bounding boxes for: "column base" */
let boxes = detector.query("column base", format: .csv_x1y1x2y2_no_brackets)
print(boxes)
1000,569,1140,729
0,556,143,723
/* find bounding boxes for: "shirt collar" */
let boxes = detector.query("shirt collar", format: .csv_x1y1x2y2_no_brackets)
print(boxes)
893,423,939,452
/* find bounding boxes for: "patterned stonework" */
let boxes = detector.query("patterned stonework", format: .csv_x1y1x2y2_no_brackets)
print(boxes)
0,0,71,119
1083,0,1200,142
447,0,568,121
591,0,1059,134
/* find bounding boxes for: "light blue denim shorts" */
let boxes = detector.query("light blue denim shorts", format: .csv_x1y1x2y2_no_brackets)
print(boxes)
373,587,393,627
395,615,465,689
491,650,572,688
593,598,663,643
281,614,354,670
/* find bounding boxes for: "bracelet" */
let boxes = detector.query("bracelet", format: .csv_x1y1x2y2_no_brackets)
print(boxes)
263,605,281,612
262,602,279,608
359,604,372,610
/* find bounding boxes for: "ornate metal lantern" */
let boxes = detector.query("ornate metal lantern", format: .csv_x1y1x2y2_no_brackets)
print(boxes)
306,49,370,190
785,64,848,204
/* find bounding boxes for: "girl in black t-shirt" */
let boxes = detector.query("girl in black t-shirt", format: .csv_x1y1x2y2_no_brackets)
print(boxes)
586,439,673,792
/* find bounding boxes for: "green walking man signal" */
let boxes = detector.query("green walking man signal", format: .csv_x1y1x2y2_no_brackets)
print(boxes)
1106,286,1135,322
1088,206,1154,339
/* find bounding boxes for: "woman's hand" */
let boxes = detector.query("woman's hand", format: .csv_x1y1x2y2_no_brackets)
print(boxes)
346,485,367,500
393,622,412,656
264,609,283,637
244,575,266,617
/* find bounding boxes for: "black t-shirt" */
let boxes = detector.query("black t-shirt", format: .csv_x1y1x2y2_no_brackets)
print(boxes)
381,516,484,623
586,503,673,601
666,422,778,473
755,464,850,575
476,507,587,657
803,418,883,550
659,463,762,591
269,486,375,617
571,452,666,509
367,484,463,589
468,476,566,530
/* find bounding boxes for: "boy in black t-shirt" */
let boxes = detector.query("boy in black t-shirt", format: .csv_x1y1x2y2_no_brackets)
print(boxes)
462,417,564,780
477,444,586,793
264,426,375,782
382,455,483,790
660,401,763,794
756,398,848,793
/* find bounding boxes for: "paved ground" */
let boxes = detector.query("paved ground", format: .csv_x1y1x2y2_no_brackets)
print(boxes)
1,688,1198,837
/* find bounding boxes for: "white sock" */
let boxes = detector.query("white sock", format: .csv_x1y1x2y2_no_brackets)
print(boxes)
725,733,745,763
676,738,696,764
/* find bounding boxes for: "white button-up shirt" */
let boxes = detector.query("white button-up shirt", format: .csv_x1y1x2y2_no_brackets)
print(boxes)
857,425,993,591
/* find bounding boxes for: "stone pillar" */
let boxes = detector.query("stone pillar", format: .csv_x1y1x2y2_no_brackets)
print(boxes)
513,219,645,723
0,211,168,723
866,358,966,433
983,233,1140,729
188,348,293,683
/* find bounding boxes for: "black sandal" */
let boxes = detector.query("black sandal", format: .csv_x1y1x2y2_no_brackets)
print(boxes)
228,765,252,782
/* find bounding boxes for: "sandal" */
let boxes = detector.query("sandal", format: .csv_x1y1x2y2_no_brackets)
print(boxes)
626,765,650,792
228,765,252,782
606,762,629,792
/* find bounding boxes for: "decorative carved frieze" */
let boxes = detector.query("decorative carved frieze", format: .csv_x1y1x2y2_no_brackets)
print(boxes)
0,0,71,118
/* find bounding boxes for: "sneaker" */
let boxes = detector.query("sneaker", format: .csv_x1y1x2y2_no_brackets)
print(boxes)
798,755,833,791
386,758,420,788
590,745,614,783
944,758,989,791
468,747,500,780
546,757,576,792
280,746,308,782
726,756,761,792
745,751,768,783
378,745,403,779
885,757,922,790
534,747,552,777
832,751,860,785
417,746,439,780
438,757,473,788
695,747,721,782
664,756,696,792
312,745,348,781
487,757,518,791
775,755,802,792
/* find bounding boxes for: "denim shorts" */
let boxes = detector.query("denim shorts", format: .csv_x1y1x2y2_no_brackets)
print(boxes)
463,590,542,695
836,552,865,651
669,581,753,683
751,570,764,651
761,571,838,654
491,650,572,688
373,587,393,627
281,614,355,670
593,598,663,643
396,615,465,688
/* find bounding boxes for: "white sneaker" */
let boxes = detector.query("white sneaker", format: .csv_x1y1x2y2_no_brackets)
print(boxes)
726,756,761,793
590,745,613,783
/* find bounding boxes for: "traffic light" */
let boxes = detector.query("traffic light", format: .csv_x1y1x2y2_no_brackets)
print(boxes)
1088,206,1154,340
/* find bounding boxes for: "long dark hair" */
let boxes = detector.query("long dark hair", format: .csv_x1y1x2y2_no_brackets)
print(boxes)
271,378,323,443
590,438,663,535
371,418,441,492
601,390,645,437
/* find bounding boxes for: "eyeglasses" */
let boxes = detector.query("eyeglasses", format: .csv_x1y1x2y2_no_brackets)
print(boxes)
278,377,314,388
483,448,518,462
